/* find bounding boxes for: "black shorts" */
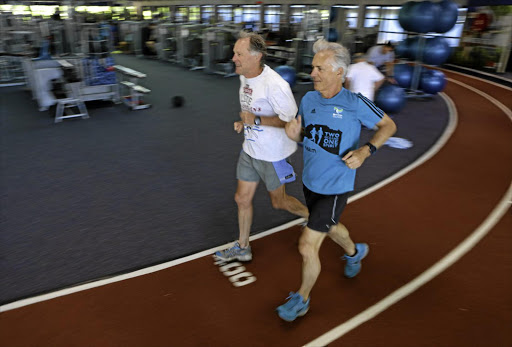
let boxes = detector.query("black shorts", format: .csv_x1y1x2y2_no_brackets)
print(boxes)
303,185,350,233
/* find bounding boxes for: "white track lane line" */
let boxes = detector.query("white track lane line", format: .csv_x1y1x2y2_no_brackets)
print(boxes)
304,77,512,347
447,78,512,121
442,64,512,87
0,92,459,313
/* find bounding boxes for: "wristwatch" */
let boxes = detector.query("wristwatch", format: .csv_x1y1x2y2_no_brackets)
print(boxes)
365,142,377,155
254,116,261,126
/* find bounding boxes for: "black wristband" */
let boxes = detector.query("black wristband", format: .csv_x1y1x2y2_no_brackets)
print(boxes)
365,142,377,155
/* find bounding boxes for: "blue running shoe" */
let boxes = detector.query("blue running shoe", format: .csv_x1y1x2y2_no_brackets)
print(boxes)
343,243,369,278
214,241,252,262
276,292,310,322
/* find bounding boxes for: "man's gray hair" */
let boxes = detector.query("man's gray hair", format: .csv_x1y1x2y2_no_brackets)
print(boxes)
238,30,267,67
313,39,350,81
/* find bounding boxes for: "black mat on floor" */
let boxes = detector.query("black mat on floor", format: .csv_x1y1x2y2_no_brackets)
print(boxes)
0,54,449,304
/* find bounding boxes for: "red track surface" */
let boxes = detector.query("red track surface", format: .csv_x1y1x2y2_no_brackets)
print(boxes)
1,71,511,347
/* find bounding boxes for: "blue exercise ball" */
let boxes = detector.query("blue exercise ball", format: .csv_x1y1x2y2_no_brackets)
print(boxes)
420,69,446,94
395,40,409,58
409,1,437,33
327,28,338,42
394,64,414,88
275,65,297,88
407,36,422,60
398,1,416,32
422,37,451,65
435,0,459,33
375,83,406,114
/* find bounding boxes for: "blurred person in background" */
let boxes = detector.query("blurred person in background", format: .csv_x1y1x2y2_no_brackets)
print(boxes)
345,52,385,102
366,41,396,84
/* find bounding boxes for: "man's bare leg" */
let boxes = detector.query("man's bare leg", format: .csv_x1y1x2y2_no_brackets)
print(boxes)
297,226,327,300
234,180,259,248
268,184,309,219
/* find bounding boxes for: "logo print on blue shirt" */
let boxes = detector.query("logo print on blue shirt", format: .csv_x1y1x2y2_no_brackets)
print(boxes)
333,106,343,119
305,124,342,155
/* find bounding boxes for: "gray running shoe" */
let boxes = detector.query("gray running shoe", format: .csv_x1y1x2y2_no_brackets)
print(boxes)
214,241,252,262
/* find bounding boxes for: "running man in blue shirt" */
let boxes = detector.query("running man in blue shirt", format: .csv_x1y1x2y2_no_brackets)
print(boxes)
276,39,397,322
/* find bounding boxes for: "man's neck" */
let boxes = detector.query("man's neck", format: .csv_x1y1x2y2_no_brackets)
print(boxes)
320,85,342,99
245,66,264,79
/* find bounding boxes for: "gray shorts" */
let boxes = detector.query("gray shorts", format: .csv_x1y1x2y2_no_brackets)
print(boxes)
236,151,296,191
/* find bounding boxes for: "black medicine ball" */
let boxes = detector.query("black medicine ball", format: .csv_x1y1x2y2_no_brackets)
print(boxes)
172,95,185,108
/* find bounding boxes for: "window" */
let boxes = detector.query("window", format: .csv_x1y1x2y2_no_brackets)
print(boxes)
188,6,200,23
142,7,152,20
364,6,381,29
201,5,214,24
264,5,281,31
378,6,405,43
217,5,233,22
30,5,59,19
290,5,305,25
366,5,466,47
331,5,359,29
111,6,125,21
155,7,171,21
233,6,243,24
242,5,261,30
175,6,188,23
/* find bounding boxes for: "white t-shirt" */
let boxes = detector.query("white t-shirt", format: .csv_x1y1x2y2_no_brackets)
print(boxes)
346,61,385,101
367,45,395,68
239,65,298,162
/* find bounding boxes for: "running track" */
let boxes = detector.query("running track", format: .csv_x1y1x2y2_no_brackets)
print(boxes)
1,70,511,347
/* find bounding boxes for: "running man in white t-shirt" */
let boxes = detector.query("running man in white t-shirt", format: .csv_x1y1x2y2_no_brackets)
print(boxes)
215,31,309,262
366,42,396,84
345,53,385,102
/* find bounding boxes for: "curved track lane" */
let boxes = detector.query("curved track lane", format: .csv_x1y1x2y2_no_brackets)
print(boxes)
0,71,511,347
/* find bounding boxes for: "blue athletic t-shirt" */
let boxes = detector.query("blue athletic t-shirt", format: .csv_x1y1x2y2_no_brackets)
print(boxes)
299,88,384,195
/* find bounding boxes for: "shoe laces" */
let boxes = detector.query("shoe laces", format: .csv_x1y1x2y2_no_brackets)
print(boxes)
282,292,304,310
218,243,240,256
220,242,250,256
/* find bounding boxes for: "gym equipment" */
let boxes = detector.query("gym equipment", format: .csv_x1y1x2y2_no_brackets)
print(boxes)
34,39,52,61
422,37,451,66
117,21,145,57
82,56,116,86
51,59,89,123
420,69,446,94
180,24,207,70
31,59,65,111
82,23,111,59
375,83,406,114
157,23,179,63
114,65,151,110
434,0,459,33
398,1,416,32
275,65,297,88
172,95,185,108
408,1,437,33
393,64,414,88
203,24,239,77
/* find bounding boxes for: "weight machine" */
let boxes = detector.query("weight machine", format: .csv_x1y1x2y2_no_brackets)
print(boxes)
203,24,239,77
